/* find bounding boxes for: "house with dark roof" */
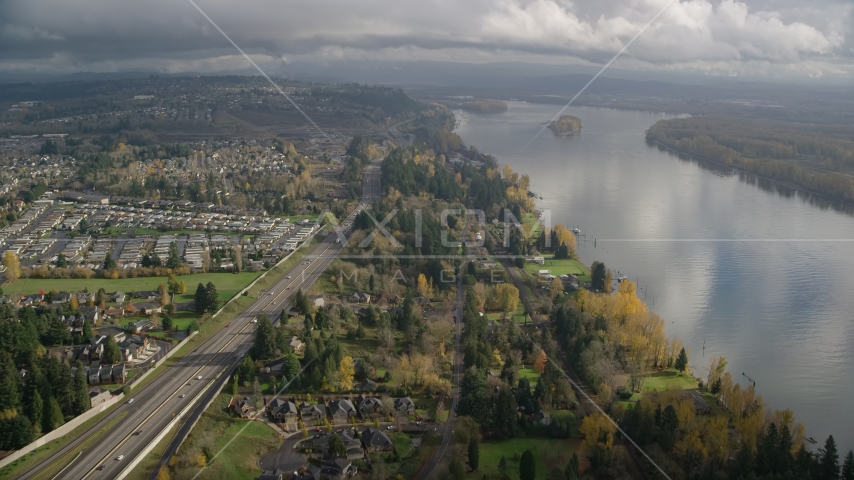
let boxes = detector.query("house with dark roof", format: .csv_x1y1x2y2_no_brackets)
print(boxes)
354,379,377,392
52,292,73,304
393,397,415,416
300,402,326,423
532,410,550,426
355,395,384,418
360,427,393,453
266,398,298,431
230,396,256,418
320,455,356,479
108,291,126,302
327,399,357,424
254,468,286,480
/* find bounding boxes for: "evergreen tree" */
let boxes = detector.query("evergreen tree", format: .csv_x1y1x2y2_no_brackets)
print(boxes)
3,414,35,449
101,335,122,364
72,361,89,415
842,450,854,480
254,314,277,360
43,395,65,432
468,436,479,471
328,434,347,458
820,435,841,480
82,319,93,340
24,381,43,434
166,241,182,269
204,282,218,313
194,283,208,314
565,453,580,480
187,320,200,334
369,274,375,293
498,455,507,476
493,387,519,440
0,354,20,412
448,457,465,480
230,375,238,395
674,347,688,373
103,254,116,269
519,450,536,480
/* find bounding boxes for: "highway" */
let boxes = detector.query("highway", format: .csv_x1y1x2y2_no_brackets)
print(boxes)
17,161,382,480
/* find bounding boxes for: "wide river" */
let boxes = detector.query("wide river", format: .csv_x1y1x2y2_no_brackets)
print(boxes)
455,101,854,450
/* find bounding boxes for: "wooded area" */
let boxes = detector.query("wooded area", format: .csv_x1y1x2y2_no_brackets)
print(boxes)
647,116,854,203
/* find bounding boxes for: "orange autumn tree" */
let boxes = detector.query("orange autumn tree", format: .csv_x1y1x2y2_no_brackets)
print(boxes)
533,350,547,374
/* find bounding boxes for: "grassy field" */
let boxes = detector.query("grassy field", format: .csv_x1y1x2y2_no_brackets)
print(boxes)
167,394,279,480
523,256,590,283
2,272,263,303
518,367,541,386
469,437,583,479
641,369,700,395
485,301,527,324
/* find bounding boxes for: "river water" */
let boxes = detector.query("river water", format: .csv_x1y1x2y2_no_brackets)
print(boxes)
455,101,854,450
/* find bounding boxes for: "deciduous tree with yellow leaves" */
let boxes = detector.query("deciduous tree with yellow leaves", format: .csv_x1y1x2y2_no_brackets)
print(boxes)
338,356,355,392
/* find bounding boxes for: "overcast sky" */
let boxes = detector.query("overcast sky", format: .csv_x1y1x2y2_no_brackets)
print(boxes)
0,0,851,82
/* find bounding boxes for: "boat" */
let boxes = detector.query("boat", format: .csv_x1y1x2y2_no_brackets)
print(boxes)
571,227,580,234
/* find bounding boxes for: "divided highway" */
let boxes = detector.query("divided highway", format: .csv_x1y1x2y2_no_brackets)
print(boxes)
17,161,382,480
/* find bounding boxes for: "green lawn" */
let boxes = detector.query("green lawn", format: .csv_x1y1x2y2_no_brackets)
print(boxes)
523,256,590,283
640,369,700,395
485,301,528,324
518,367,541,385
3,272,263,303
470,437,583,479
167,394,280,480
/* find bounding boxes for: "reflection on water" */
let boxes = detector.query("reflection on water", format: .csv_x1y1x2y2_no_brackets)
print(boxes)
456,101,854,450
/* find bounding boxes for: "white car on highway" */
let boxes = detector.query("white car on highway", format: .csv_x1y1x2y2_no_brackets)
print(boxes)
115,455,124,461
197,375,203,380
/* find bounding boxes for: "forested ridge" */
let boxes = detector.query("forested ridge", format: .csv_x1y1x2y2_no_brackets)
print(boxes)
647,116,854,203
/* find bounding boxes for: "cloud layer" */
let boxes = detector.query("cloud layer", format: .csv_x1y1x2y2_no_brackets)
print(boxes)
0,0,850,80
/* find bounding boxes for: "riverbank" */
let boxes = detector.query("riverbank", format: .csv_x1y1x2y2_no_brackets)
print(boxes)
453,101,854,451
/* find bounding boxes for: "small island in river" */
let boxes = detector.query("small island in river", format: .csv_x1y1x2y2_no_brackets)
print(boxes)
548,115,582,136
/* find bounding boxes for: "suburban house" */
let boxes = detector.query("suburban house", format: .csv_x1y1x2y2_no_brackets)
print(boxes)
108,291,126,302
320,455,356,479
532,411,550,426
135,302,163,315
289,336,305,355
360,427,394,453
300,402,326,423
349,292,371,304
339,430,365,460
375,293,401,308
118,336,149,360
355,395,384,418
133,290,160,301
230,396,256,418
88,387,112,408
311,431,364,460
104,306,125,318
354,379,377,391
77,306,101,324
52,292,73,304
327,399,357,424
126,320,154,333
266,398,298,431
255,468,287,480
393,397,416,416
309,294,325,308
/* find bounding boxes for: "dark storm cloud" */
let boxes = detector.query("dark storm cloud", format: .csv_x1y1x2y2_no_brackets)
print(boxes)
0,0,850,79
